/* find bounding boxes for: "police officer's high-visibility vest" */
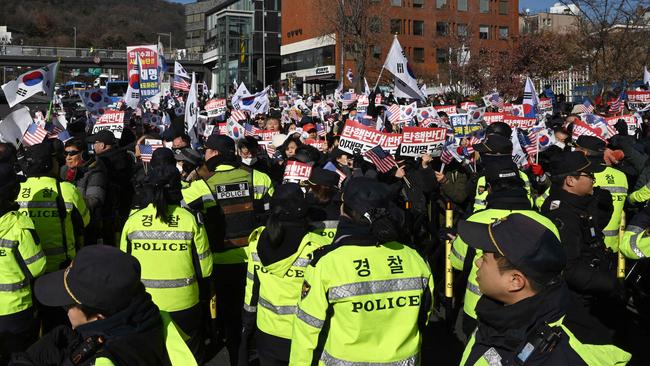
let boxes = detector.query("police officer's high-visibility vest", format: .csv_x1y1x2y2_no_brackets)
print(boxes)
451,209,559,319
620,223,650,259
185,164,274,265
0,210,46,316
244,226,334,340
120,204,213,312
473,171,532,211
629,181,650,204
535,187,550,209
460,315,631,365
16,176,90,272
308,220,339,241
289,241,434,366
594,166,628,252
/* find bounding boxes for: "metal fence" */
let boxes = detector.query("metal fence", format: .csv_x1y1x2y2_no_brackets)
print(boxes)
0,45,202,61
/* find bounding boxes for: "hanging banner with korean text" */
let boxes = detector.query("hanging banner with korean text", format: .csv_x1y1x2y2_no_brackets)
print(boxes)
126,45,159,100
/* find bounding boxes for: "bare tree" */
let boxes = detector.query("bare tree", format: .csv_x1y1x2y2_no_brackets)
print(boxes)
561,0,650,97
314,0,386,91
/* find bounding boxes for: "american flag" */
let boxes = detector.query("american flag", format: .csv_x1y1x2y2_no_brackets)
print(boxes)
387,104,401,124
574,99,595,114
23,123,48,147
440,147,454,164
56,130,72,143
341,92,358,109
139,141,163,163
583,114,617,138
490,94,504,108
335,168,347,187
609,93,624,115
364,145,396,173
517,129,538,156
265,143,276,157
244,123,260,136
316,123,326,138
172,75,190,91
230,110,248,123
571,119,607,142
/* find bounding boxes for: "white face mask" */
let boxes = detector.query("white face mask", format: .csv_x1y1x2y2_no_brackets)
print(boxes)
242,157,257,166
176,162,184,173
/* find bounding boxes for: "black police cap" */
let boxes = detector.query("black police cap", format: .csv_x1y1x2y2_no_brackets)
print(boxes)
473,134,513,155
343,177,390,219
549,151,605,176
35,246,142,315
485,122,512,139
307,167,339,188
271,183,307,219
575,135,606,154
205,135,235,154
458,213,566,283
484,158,519,185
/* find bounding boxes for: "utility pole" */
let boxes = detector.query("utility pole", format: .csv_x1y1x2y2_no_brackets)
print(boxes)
73,26,77,48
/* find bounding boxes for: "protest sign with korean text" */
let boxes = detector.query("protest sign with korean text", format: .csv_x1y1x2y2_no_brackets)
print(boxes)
283,160,313,182
399,127,447,157
606,114,642,136
205,98,227,117
127,45,159,99
502,116,537,130
338,120,402,155
448,113,481,137
92,110,125,138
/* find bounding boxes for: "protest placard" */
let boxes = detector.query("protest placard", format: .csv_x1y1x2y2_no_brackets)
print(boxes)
283,160,313,182
205,98,227,117
92,110,125,138
127,45,159,99
338,120,402,155
399,127,447,157
448,113,482,137
502,116,537,130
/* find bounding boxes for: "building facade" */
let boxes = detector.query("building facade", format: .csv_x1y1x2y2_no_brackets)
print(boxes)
281,0,520,95
185,0,220,53
203,0,281,97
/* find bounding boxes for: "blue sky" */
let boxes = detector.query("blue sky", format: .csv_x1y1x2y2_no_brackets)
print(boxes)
169,0,559,12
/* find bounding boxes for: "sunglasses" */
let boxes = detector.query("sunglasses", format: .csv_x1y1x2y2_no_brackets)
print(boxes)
64,150,81,157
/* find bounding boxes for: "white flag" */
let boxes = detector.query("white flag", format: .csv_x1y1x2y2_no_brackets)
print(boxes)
1,62,58,108
334,80,343,102
174,61,190,79
644,66,650,87
185,72,198,133
383,36,425,101
364,78,371,96
231,82,252,110
124,54,141,109
0,106,33,147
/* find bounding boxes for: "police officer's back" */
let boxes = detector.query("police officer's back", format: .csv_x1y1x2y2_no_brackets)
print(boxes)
541,152,620,343
457,214,630,365
289,178,434,365
0,157,46,364
120,151,212,363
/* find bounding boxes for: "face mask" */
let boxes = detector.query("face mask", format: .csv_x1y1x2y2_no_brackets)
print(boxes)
176,162,184,173
242,157,257,166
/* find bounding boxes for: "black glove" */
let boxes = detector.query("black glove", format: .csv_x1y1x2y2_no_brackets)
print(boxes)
353,153,365,169
20,326,79,366
438,226,457,243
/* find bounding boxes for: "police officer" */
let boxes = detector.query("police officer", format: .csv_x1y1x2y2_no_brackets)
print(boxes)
574,135,628,252
11,246,197,366
240,183,334,366
289,177,433,365
0,159,46,364
16,142,90,332
451,159,560,341
620,204,650,259
471,130,532,212
541,151,621,344
182,135,274,366
120,157,212,363
457,214,631,365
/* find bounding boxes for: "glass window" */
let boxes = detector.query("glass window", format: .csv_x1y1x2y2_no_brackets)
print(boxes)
457,23,468,37
413,0,424,8
499,0,508,15
458,0,467,11
436,0,447,9
436,22,448,36
373,45,381,59
369,17,382,33
391,0,402,6
414,47,424,63
479,25,489,39
436,48,447,63
413,20,424,36
499,26,508,39
480,0,489,13
391,19,402,34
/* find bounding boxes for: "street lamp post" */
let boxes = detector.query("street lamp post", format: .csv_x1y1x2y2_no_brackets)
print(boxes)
255,0,266,88
73,26,77,49
156,32,172,54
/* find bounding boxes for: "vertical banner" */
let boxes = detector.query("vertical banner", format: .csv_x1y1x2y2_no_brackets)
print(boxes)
127,45,160,100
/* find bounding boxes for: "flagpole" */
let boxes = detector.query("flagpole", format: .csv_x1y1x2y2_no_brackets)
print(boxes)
46,60,61,124
373,66,385,90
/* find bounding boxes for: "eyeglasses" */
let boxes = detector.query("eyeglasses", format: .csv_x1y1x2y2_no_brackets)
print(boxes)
64,150,81,156
576,172,595,180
